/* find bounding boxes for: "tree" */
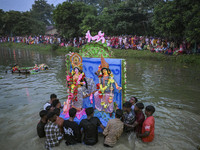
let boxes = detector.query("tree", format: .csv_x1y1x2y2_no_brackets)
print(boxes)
31,0,54,25
0,9,5,35
153,0,200,43
13,12,46,36
183,0,200,43
53,2,97,38
2,11,21,36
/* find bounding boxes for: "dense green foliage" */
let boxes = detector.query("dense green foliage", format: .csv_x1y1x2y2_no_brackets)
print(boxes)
53,0,162,37
53,2,97,38
0,0,199,44
153,0,200,43
0,0,53,36
31,0,54,26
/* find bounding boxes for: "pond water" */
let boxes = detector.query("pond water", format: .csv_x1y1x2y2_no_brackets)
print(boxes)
0,47,199,150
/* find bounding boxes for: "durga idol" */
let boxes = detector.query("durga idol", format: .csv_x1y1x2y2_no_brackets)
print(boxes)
94,55,122,113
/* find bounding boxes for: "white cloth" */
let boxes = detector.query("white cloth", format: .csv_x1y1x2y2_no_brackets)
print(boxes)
44,102,51,110
131,105,135,111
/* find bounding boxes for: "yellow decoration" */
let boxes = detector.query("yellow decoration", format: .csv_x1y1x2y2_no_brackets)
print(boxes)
71,84,75,90
104,104,108,108
101,101,105,106
100,84,108,93
110,79,114,83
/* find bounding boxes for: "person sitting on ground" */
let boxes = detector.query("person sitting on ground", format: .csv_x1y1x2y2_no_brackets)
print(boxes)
123,101,135,132
103,109,124,147
137,105,155,142
63,108,81,145
124,103,145,134
79,107,105,145
129,96,138,111
37,110,48,138
44,112,63,149
54,108,64,133
43,94,57,110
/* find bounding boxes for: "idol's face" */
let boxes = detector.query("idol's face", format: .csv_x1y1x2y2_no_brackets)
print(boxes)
74,68,79,74
102,69,107,74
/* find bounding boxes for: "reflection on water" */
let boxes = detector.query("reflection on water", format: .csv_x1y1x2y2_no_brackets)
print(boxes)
0,47,200,150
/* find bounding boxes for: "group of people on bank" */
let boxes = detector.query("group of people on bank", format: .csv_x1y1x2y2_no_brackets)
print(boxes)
1,35,199,54
37,94,156,149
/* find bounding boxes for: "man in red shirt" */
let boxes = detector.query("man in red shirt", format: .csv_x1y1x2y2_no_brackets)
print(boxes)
137,105,155,142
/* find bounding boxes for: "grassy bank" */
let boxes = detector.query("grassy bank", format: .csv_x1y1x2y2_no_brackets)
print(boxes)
113,49,200,64
1,42,200,64
0,42,80,54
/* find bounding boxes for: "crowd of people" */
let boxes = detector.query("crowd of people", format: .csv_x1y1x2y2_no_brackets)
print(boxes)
37,94,156,149
1,35,200,54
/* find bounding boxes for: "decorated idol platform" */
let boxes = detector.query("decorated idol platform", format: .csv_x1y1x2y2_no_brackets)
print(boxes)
60,31,127,130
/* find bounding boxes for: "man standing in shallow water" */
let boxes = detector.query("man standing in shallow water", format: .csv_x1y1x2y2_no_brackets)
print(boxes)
103,109,124,147
79,107,105,145
137,105,155,142
44,112,63,149
43,94,57,110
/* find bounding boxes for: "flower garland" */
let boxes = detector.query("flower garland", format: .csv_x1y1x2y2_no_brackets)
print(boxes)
66,72,85,102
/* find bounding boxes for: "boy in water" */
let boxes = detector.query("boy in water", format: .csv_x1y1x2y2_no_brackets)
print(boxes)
103,109,124,147
124,102,145,134
43,94,57,110
123,102,135,132
129,96,138,111
37,110,48,138
63,108,81,145
44,112,63,149
54,108,64,133
137,105,155,142
79,107,105,145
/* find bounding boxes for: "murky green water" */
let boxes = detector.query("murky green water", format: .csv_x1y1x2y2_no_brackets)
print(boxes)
0,47,199,150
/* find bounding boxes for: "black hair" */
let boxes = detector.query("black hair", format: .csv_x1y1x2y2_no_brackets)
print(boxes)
47,112,56,120
46,106,52,112
135,102,144,109
130,96,138,103
54,108,60,116
115,109,123,118
39,110,47,118
123,102,132,108
50,94,57,99
52,99,60,107
85,107,94,116
145,105,155,114
101,68,111,76
69,108,77,118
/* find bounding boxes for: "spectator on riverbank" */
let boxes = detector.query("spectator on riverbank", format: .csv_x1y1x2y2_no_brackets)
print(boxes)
137,105,155,142
37,110,48,138
0,35,197,54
